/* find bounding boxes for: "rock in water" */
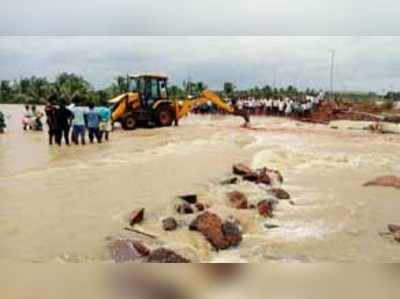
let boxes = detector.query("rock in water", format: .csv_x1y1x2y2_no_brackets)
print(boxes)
257,200,273,218
233,164,252,175
221,177,239,185
270,188,291,200
222,221,242,247
147,248,190,263
195,203,205,212
388,224,400,233
129,208,145,226
176,202,195,214
363,175,400,189
190,212,242,250
107,239,150,263
227,191,248,209
162,217,178,231
243,171,260,182
179,194,198,204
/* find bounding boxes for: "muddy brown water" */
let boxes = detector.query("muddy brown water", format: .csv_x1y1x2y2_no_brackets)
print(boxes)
1,104,400,297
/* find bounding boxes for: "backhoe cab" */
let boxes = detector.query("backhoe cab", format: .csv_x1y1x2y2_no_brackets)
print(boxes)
111,73,175,130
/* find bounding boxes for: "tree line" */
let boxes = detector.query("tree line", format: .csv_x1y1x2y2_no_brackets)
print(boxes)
5,72,390,106
0,73,128,105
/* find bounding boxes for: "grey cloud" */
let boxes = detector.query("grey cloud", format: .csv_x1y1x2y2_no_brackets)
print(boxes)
0,36,400,92
0,0,400,35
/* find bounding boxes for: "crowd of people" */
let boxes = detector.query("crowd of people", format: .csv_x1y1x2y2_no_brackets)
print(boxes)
194,93,325,118
44,99,112,146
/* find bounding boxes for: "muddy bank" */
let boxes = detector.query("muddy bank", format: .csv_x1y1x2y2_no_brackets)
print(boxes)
303,100,400,124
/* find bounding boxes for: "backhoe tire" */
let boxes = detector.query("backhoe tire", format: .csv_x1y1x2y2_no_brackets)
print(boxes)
156,106,173,127
122,115,137,130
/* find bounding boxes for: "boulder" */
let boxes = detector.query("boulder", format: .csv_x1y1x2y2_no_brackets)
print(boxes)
257,200,273,218
162,217,178,231
129,208,145,226
179,194,198,204
189,212,242,250
221,177,239,185
221,221,242,247
147,248,190,263
388,224,400,233
270,188,291,200
232,163,252,176
176,202,195,214
363,175,400,189
195,202,205,212
243,171,260,182
227,191,248,209
107,239,150,263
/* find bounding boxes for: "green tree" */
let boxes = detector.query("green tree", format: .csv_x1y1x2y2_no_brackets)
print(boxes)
0,80,13,102
52,73,92,104
223,82,235,96
168,85,186,98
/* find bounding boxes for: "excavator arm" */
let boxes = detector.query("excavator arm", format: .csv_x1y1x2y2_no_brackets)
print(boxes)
176,90,249,123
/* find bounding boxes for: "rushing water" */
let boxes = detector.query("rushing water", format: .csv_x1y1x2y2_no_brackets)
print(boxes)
1,104,400,296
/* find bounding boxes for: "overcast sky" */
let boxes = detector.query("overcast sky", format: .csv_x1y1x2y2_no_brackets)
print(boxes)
1,36,400,92
1,0,399,35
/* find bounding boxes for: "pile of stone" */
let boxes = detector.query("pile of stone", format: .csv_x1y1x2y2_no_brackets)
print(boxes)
228,163,292,216
108,163,291,263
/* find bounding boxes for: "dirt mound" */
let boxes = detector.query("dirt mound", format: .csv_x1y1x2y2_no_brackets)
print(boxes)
304,101,387,124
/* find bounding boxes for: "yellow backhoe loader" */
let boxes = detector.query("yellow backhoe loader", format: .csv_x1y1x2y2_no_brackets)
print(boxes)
109,73,249,130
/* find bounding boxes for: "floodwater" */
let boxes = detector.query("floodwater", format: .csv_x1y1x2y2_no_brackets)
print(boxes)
1,104,400,297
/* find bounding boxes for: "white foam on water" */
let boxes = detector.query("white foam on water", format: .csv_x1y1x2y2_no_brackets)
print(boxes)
210,248,247,263
266,221,331,241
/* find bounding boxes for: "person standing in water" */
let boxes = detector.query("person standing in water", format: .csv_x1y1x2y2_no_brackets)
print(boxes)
45,99,58,145
97,105,112,142
0,109,6,133
70,98,88,145
22,105,33,130
31,105,44,131
85,102,101,143
55,100,73,146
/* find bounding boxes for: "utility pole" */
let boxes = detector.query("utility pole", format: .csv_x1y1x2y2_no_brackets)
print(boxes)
330,50,335,101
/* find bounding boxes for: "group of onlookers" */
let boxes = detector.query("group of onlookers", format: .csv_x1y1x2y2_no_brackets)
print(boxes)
230,94,324,118
44,100,112,146
194,93,325,119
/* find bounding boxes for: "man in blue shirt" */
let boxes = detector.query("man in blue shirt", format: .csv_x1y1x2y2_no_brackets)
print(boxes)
85,102,101,143
70,99,89,145
96,106,112,142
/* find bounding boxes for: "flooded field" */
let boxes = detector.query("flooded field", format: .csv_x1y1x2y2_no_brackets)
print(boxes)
1,104,400,296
